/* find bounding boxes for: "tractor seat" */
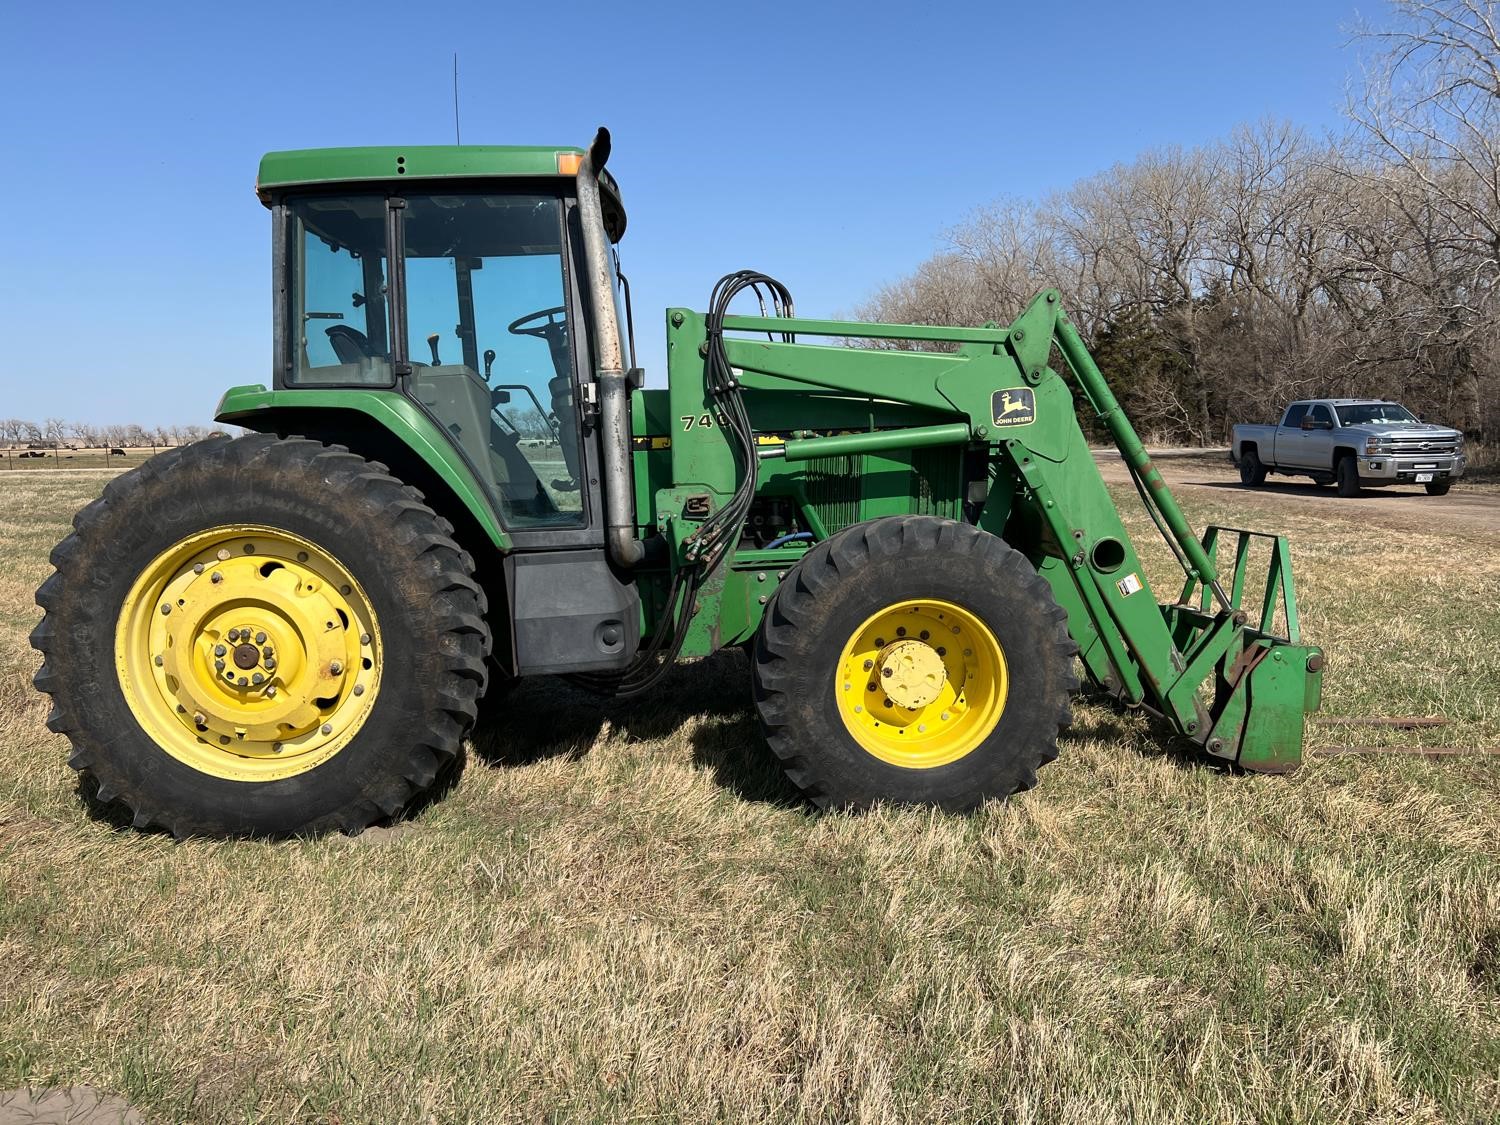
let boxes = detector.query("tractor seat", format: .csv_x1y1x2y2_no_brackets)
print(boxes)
326,325,376,364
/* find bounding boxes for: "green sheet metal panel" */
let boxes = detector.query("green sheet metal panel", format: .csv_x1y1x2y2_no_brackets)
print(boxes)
214,384,512,551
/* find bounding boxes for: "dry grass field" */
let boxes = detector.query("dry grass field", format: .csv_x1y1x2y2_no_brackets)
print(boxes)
1,468,1497,1123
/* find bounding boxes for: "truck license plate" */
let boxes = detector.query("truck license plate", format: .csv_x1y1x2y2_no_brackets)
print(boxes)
1415,472,1434,482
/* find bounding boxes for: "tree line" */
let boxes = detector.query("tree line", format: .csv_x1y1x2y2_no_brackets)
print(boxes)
858,1,1500,445
0,419,214,448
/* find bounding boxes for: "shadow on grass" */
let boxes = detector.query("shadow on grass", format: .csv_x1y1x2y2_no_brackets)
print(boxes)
468,650,804,808
1063,691,1234,776
1192,478,1435,502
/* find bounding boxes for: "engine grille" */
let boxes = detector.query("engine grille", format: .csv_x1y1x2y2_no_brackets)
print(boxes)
1388,437,1459,455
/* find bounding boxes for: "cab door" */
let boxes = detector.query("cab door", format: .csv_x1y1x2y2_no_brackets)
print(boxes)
395,191,640,675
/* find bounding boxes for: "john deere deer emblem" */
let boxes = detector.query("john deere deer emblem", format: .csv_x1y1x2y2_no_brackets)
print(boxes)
991,387,1037,427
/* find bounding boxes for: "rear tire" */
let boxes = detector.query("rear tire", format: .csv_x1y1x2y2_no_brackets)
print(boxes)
1238,450,1267,486
1335,455,1362,497
1424,480,1452,496
31,435,491,838
752,516,1078,811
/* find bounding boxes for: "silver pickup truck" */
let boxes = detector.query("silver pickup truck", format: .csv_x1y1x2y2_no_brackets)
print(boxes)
1231,399,1465,497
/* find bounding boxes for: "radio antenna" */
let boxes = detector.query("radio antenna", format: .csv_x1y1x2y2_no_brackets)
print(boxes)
452,53,462,145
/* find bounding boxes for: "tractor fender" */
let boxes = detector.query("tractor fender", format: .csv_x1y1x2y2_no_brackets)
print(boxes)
214,386,512,559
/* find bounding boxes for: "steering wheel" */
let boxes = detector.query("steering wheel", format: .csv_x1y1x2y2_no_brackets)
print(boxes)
507,306,568,340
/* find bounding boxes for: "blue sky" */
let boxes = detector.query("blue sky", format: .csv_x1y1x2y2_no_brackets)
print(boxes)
0,0,1371,426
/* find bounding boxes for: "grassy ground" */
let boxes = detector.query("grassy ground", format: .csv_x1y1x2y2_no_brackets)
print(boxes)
1,470,1497,1123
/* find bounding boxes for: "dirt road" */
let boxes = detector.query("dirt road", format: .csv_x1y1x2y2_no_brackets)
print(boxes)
1094,452,1500,538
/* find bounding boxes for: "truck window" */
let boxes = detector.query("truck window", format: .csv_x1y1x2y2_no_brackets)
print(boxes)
1334,402,1417,425
1308,404,1333,427
1283,404,1309,428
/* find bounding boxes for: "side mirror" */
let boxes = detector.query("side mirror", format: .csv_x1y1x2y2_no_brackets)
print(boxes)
1301,417,1330,430
1300,418,1317,430
490,389,511,407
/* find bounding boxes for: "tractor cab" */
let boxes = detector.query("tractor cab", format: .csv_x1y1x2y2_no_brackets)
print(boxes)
258,146,631,538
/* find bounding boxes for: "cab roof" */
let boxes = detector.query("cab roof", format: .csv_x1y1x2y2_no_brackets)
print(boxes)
256,145,626,237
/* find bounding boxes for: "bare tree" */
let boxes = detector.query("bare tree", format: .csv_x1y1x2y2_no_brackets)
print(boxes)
1348,0,1500,436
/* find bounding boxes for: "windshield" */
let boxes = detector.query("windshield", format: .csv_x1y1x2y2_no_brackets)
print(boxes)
1334,403,1418,426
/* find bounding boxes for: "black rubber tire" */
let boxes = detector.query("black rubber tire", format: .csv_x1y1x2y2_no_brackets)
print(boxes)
30,434,491,838
1424,480,1452,496
1238,450,1267,486
752,516,1078,811
1335,455,1362,497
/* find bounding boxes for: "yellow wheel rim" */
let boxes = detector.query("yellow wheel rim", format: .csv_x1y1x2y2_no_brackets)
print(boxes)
835,598,1007,769
114,525,382,782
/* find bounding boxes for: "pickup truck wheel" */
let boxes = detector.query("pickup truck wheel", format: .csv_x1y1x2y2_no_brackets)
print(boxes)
1238,450,1267,486
1424,480,1452,496
1335,456,1362,497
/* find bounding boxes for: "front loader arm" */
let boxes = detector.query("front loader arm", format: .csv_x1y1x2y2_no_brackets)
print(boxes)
977,291,1323,770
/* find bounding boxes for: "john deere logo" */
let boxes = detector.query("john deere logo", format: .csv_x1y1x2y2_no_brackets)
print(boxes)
991,387,1036,427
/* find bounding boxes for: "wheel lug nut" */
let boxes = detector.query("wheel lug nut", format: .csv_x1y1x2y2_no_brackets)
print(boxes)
159,604,171,616
227,629,239,642
192,712,206,726
360,633,370,646
272,741,283,753
882,667,893,678
329,661,343,676
252,673,264,685
216,548,230,561
353,684,364,696
321,723,332,735
215,659,225,671
238,676,249,686
255,632,266,645
863,659,873,670
211,571,223,584
214,644,226,657
193,563,204,575
265,658,277,671
154,654,163,667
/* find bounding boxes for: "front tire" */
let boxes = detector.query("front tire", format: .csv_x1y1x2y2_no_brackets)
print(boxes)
31,435,491,838
1336,455,1362,497
1425,480,1452,496
752,516,1077,811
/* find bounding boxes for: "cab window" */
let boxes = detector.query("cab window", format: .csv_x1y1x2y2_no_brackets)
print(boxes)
400,194,584,529
287,196,392,385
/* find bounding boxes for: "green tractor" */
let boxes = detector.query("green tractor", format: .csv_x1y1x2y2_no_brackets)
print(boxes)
31,130,1323,837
